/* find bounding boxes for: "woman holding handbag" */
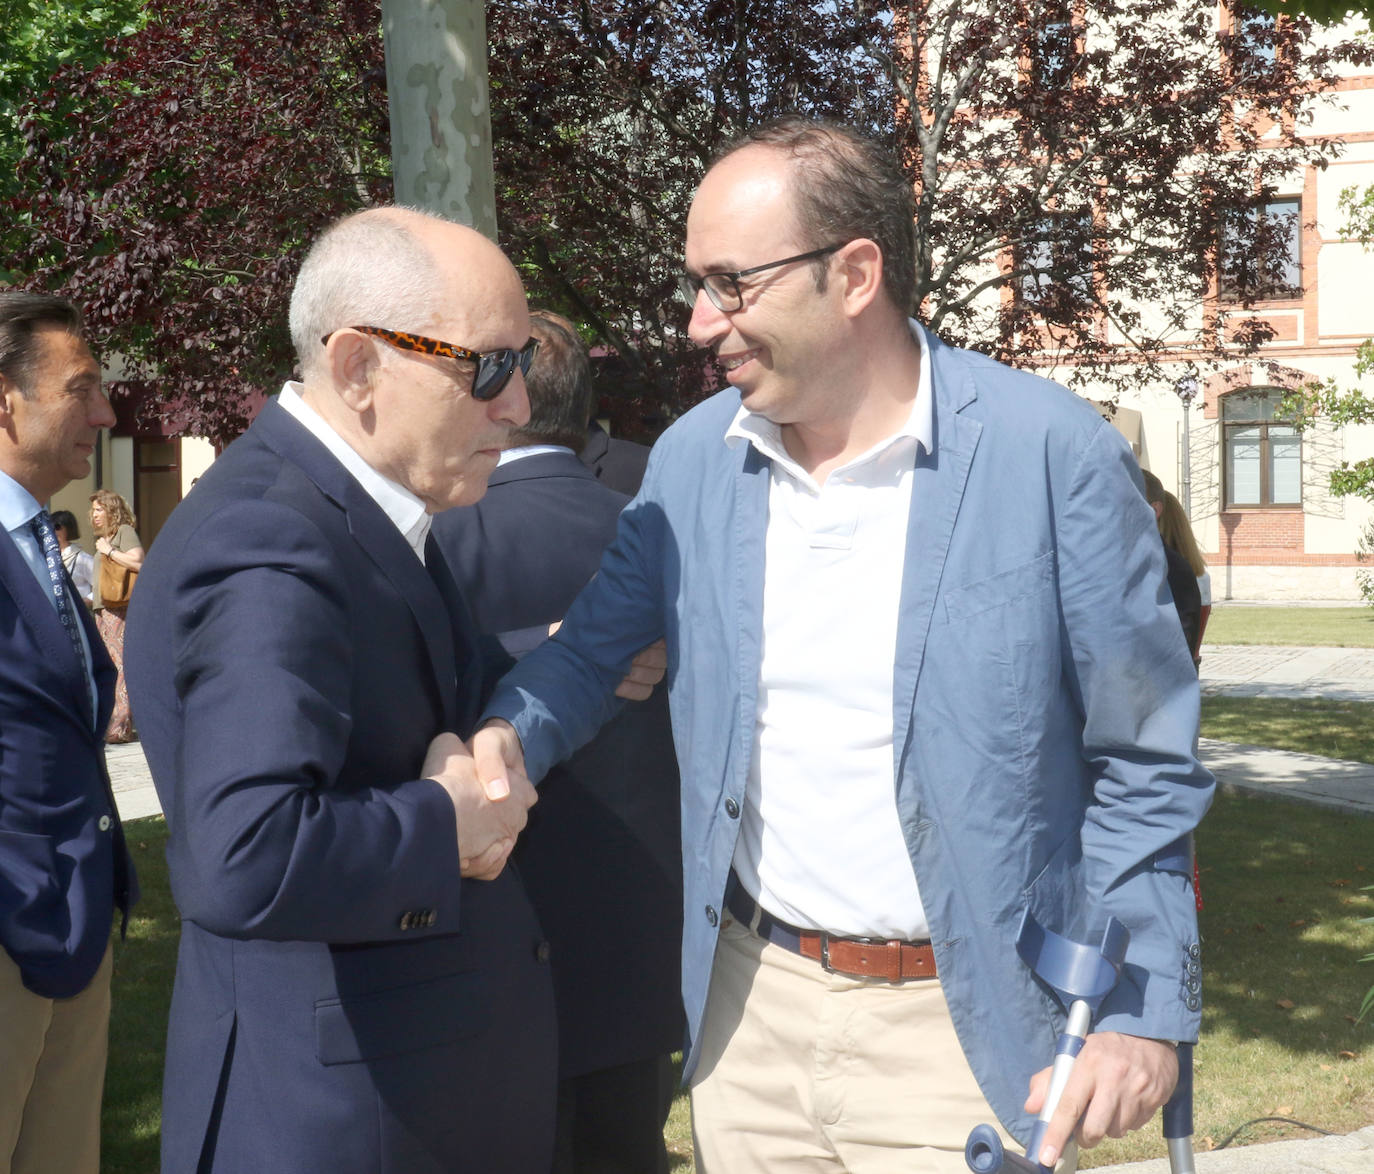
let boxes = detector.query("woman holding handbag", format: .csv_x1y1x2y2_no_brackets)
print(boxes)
90,489,144,743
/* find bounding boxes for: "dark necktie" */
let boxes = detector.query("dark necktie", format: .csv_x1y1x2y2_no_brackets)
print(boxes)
30,509,95,725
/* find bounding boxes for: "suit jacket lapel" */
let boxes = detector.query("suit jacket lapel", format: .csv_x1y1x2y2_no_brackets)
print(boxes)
253,402,459,721
732,441,770,785
0,528,101,736
892,330,983,781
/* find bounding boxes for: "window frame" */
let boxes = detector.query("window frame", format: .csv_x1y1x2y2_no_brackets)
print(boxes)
1221,388,1302,510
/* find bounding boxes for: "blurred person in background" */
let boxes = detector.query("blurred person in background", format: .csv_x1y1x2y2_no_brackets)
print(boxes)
50,509,95,609
88,489,142,743
1159,491,1210,661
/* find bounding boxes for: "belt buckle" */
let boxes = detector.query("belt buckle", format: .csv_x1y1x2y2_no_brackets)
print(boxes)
819,933,835,973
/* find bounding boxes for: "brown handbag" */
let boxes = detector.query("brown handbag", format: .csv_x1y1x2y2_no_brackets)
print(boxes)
99,553,136,607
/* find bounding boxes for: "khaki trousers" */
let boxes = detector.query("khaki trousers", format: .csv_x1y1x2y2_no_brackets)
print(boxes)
691,915,1073,1174
0,942,112,1174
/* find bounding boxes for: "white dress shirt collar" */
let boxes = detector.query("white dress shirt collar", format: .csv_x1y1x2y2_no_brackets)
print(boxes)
497,444,575,467
277,382,431,561
724,318,933,486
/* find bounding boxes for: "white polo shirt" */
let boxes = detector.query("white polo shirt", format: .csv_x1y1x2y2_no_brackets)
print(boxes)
724,332,933,941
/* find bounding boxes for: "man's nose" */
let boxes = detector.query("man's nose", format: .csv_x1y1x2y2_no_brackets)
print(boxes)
494,369,530,428
686,287,728,348
91,387,117,429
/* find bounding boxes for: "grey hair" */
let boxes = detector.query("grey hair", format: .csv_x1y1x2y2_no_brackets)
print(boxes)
288,209,444,378
0,292,84,397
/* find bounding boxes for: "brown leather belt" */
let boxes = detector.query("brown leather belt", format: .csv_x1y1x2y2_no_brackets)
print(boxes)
797,933,937,983
726,881,937,983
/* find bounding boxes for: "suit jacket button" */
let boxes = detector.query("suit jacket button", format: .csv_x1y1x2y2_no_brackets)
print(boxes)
424,910,437,927
97,815,112,832
705,906,718,927
398,912,413,931
724,798,740,819
535,941,552,963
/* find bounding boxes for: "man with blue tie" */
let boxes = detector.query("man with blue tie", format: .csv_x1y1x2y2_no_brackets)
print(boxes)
0,292,137,1174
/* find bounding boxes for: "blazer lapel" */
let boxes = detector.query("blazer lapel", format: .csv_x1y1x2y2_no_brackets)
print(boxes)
0,528,99,734
892,331,983,780
253,401,459,720
731,441,770,786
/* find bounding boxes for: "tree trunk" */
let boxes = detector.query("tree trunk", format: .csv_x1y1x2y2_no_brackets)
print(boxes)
381,0,496,239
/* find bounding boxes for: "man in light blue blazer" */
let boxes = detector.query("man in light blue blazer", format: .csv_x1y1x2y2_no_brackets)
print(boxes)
477,117,1212,1173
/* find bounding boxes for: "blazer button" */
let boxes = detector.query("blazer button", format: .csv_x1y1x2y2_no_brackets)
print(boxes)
97,815,112,832
398,912,413,931
705,906,718,927
724,798,740,819
424,910,437,928
535,941,552,964
1186,994,1201,1011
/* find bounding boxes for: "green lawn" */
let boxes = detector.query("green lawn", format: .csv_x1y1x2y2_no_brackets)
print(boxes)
1201,697,1374,764
1204,605,1374,648
107,790,1374,1172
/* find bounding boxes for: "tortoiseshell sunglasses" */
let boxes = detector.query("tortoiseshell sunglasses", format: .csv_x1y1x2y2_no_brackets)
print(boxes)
321,326,539,401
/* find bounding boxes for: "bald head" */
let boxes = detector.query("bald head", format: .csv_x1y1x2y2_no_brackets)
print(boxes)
289,207,521,383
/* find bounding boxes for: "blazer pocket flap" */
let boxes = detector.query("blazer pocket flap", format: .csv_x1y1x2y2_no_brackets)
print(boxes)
315,971,488,1066
943,550,1053,622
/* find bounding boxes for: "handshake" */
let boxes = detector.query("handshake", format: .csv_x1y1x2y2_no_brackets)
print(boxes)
421,639,667,880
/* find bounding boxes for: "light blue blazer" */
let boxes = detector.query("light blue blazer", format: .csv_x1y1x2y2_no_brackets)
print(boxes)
485,325,1213,1141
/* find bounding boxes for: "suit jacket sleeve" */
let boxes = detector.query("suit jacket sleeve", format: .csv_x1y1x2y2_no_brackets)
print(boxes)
483,465,668,782
1057,424,1211,1040
157,499,463,943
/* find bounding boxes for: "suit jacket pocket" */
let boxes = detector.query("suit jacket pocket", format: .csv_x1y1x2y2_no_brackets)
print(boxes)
0,828,66,958
315,971,489,1066
942,550,1053,622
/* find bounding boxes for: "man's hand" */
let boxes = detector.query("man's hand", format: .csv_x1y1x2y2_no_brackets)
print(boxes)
421,731,535,880
615,638,666,701
1025,1033,1178,1168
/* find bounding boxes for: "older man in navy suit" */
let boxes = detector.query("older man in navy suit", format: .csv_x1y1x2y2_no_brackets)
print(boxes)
126,209,561,1173
0,292,137,1174
434,311,682,1174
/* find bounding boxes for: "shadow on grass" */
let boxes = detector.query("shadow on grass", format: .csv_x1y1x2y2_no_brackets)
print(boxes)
1197,792,1374,1058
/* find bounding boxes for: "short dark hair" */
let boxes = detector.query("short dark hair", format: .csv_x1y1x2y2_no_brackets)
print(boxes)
1140,468,1166,506
510,311,595,452
50,509,80,541
714,116,917,316
0,292,84,397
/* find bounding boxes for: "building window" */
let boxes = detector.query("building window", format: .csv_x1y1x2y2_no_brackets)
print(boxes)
1231,4,1277,79
1019,211,1094,312
1218,196,1301,300
1031,6,1077,87
1222,388,1300,508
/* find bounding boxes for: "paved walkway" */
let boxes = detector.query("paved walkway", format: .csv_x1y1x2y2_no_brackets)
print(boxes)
107,642,1374,1173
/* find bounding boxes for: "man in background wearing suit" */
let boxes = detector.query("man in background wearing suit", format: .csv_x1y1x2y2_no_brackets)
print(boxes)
0,292,137,1174
434,311,682,1174
125,208,558,1173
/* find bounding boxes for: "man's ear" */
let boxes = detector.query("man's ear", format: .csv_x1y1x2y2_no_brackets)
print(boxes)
0,373,20,427
834,238,884,318
323,330,379,412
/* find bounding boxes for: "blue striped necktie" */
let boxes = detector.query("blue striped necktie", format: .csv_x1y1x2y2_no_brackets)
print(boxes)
30,509,95,725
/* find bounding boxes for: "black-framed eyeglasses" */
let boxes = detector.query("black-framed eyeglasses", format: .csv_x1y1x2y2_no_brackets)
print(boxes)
678,243,847,313
321,325,539,401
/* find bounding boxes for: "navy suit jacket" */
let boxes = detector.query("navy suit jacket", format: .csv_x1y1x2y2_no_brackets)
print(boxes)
579,423,651,497
0,523,134,999
433,451,682,1079
125,401,556,1174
